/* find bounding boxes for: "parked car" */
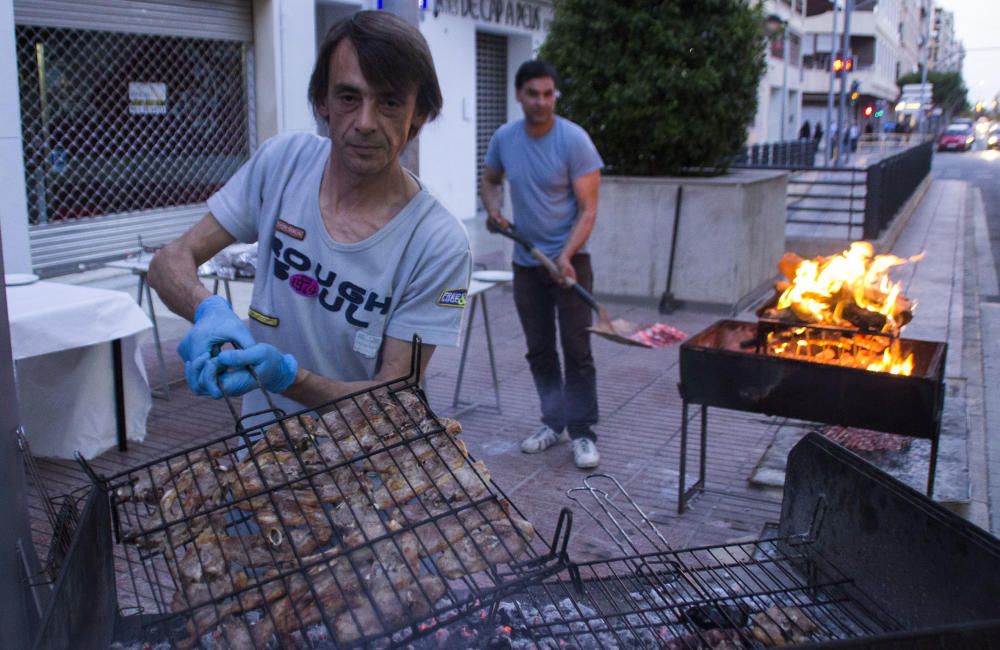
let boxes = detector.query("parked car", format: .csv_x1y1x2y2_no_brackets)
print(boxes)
987,124,1000,150
937,124,975,152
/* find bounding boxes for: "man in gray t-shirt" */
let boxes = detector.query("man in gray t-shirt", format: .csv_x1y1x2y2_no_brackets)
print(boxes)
480,60,604,469
149,11,470,415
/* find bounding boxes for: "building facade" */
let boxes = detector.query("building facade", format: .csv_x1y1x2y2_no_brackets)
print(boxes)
798,0,929,145
746,0,807,145
928,5,963,73
0,0,552,275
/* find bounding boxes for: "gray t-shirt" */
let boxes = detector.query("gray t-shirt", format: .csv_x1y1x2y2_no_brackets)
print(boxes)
207,132,471,417
484,116,603,266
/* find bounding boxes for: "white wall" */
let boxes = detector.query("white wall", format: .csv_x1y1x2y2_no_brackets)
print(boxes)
0,0,31,272
253,0,323,143
417,11,479,219
417,6,550,220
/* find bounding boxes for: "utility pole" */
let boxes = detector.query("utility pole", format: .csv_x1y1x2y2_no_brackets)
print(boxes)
917,1,931,136
836,0,854,166
781,22,789,141
825,1,840,165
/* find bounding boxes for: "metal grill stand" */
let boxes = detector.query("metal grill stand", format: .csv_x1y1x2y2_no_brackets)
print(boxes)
676,319,947,512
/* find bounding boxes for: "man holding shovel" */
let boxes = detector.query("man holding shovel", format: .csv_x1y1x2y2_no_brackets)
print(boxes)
479,60,604,469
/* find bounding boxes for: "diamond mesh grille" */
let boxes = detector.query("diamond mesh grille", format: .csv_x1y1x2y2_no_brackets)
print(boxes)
16,25,251,225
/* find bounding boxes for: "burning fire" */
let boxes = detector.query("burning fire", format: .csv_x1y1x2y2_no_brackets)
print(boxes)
764,242,921,375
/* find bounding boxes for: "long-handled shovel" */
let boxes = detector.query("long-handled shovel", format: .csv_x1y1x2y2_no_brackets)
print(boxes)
493,225,685,349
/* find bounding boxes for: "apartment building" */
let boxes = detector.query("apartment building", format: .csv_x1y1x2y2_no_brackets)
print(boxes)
798,0,928,141
746,0,808,144
929,5,964,73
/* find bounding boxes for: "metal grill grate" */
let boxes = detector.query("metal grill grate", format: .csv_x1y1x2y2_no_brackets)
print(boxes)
16,25,251,226
462,538,903,649
98,358,568,648
476,31,507,201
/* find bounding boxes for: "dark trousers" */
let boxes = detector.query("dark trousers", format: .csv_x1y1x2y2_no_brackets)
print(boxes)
513,254,598,441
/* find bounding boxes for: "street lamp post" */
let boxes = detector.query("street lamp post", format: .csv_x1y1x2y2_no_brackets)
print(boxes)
836,0,855,166
825,0,840,164
917,3,930,135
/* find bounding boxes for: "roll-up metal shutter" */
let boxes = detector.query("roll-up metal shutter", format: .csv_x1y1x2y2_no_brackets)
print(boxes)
476,32,507,201
13,0,253,42
15,0,254,276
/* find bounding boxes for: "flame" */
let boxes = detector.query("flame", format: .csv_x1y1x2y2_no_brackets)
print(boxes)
776,242,917,334
768,242,921,375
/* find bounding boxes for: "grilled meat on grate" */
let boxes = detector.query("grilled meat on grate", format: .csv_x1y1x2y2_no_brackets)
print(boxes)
116,387,537,647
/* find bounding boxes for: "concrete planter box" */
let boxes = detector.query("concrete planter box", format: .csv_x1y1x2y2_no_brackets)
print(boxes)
590,169,788,311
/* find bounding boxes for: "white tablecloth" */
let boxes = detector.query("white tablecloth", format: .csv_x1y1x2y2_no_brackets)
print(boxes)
6,281,153,459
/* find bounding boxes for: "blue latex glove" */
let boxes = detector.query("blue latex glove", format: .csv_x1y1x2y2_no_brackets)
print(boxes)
197,343,298,398
177,295,255,393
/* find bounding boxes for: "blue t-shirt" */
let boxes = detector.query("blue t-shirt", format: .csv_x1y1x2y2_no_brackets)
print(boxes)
484,116,603,267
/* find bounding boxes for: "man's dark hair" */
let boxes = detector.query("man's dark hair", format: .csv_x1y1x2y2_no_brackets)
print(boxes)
515,60,559,90
308,11,443,125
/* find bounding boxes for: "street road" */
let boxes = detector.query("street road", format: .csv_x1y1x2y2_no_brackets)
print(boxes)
932,132,1000,290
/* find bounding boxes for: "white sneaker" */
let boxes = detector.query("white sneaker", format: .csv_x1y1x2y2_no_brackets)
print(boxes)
521,426,569,453
573,438,600,469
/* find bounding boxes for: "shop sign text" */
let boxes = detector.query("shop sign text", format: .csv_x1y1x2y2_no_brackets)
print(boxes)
435,0,547,31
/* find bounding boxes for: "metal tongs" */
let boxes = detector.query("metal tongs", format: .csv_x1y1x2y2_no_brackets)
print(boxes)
568,475,752,632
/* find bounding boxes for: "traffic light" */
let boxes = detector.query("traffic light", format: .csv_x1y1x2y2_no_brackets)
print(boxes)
833,55,845,76
863,105,874,117
850,80,861,106
832,54,854,78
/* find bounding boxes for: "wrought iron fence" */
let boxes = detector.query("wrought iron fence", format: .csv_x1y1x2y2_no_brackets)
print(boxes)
862,140,934,239
733,139,818,167
732,141,932,242
16,25,252,226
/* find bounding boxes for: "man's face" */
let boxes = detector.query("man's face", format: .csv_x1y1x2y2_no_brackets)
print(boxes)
316,40,424,177
516,76,558,127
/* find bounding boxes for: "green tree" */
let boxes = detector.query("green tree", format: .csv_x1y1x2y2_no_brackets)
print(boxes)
897,70,969,119
539,0,767,176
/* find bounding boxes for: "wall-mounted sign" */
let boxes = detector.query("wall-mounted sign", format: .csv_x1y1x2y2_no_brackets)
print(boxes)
435,0,548,31
128,82,167,115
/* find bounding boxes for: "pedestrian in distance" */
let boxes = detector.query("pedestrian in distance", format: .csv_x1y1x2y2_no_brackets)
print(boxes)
479,60,604,469
149,11,471,419
798,120,811,140
813,122,823,142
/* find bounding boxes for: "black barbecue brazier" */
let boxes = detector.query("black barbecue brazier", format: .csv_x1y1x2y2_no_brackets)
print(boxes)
678,319,947,440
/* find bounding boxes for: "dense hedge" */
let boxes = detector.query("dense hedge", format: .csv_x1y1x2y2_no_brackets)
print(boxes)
539,0,768,175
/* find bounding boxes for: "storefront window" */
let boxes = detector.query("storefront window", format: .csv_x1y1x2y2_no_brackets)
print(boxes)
16,26,251,225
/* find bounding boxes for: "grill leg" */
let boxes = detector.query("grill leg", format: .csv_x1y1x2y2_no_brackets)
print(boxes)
678,401,708,514
699,405,707,488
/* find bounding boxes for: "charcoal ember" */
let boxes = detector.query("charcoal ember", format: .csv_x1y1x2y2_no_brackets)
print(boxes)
683,603,749,630
486,636,514,650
